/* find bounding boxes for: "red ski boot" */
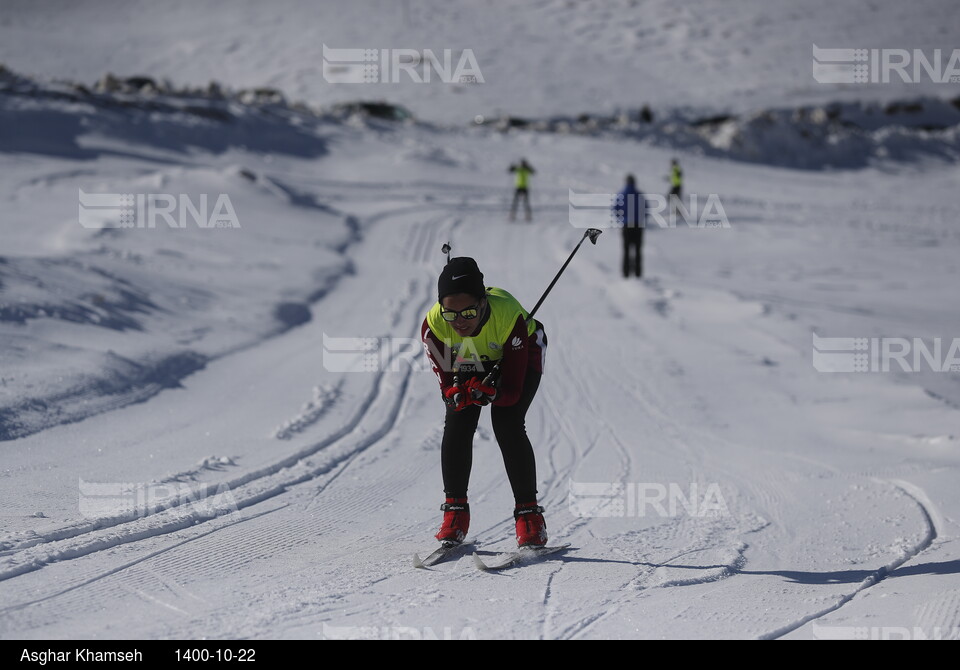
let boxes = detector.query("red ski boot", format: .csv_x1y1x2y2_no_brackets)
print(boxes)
514,502,548,547
435,498,469,545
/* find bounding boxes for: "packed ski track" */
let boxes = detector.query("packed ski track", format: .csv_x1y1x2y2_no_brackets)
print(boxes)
1,156,957,639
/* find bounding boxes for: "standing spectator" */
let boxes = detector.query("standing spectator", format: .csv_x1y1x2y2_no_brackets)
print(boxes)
508,158,535,222
614,174,647,278
668,158,683,219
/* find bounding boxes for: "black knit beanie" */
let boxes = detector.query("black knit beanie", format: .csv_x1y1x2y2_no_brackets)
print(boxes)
438,257,486,302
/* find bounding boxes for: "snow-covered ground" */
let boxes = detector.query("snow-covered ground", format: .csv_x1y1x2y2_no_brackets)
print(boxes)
2,0,958,124
1,0,959,640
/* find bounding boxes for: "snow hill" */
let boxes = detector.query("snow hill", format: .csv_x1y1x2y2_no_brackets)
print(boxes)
1,0,959,641
2,0,958,124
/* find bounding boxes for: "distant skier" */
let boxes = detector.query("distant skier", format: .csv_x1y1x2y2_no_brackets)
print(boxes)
421,256,549,548
614,174,646,278
668,158,683,219
508,159,535,222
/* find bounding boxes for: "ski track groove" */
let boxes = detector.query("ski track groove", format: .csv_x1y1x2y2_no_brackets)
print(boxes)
563,605,622,640
0,199,448,557
532,250,796,629
577,256,814,534
299,210,465,550
577,253,940,637
299,210,462,534
1,207,470,629
758,479,940,640
0,206,450,587
0,504,286,617
0,361,411,584
539,565,567,640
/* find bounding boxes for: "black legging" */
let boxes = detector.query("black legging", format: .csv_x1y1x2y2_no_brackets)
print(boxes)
510,188,532,220
440,370,541,503
622,227,643,277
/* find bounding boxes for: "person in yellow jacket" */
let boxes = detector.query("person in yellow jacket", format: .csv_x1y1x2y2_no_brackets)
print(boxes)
669,158,683,197
508,158,535,222
668,158,683,218
421,256,549,548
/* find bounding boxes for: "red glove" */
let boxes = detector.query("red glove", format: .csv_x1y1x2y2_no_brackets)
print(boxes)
444,384,472,412
463,376,497,406
444,377,497,411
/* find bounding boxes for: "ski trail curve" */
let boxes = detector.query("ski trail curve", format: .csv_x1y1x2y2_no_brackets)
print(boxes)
758,479,939,639
0,207,453,585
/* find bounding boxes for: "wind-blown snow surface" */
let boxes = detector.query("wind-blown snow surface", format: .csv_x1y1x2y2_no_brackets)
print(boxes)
2,1,960,642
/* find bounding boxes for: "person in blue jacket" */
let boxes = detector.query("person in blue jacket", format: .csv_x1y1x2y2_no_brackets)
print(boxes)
614,174,647,278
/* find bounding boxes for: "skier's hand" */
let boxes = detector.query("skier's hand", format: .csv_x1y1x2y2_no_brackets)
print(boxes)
463,377,497,406
444,384,461,407
444,385,473,412
444,378,495,411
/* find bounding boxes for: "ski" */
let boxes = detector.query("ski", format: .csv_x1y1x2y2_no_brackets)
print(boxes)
413,541,469,569
472,544,571,571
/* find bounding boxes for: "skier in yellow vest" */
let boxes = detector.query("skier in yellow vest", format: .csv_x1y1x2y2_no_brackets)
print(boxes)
508,159,535,222
668,158,683,219
421,257,549,548
669,158,683,198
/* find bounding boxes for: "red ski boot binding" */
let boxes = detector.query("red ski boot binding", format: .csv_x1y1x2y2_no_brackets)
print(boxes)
435,498,469,546
514,503,548,547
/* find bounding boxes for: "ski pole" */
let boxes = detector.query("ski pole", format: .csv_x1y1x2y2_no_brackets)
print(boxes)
478,228,602,388
525,227,602,322
441,241,459,387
